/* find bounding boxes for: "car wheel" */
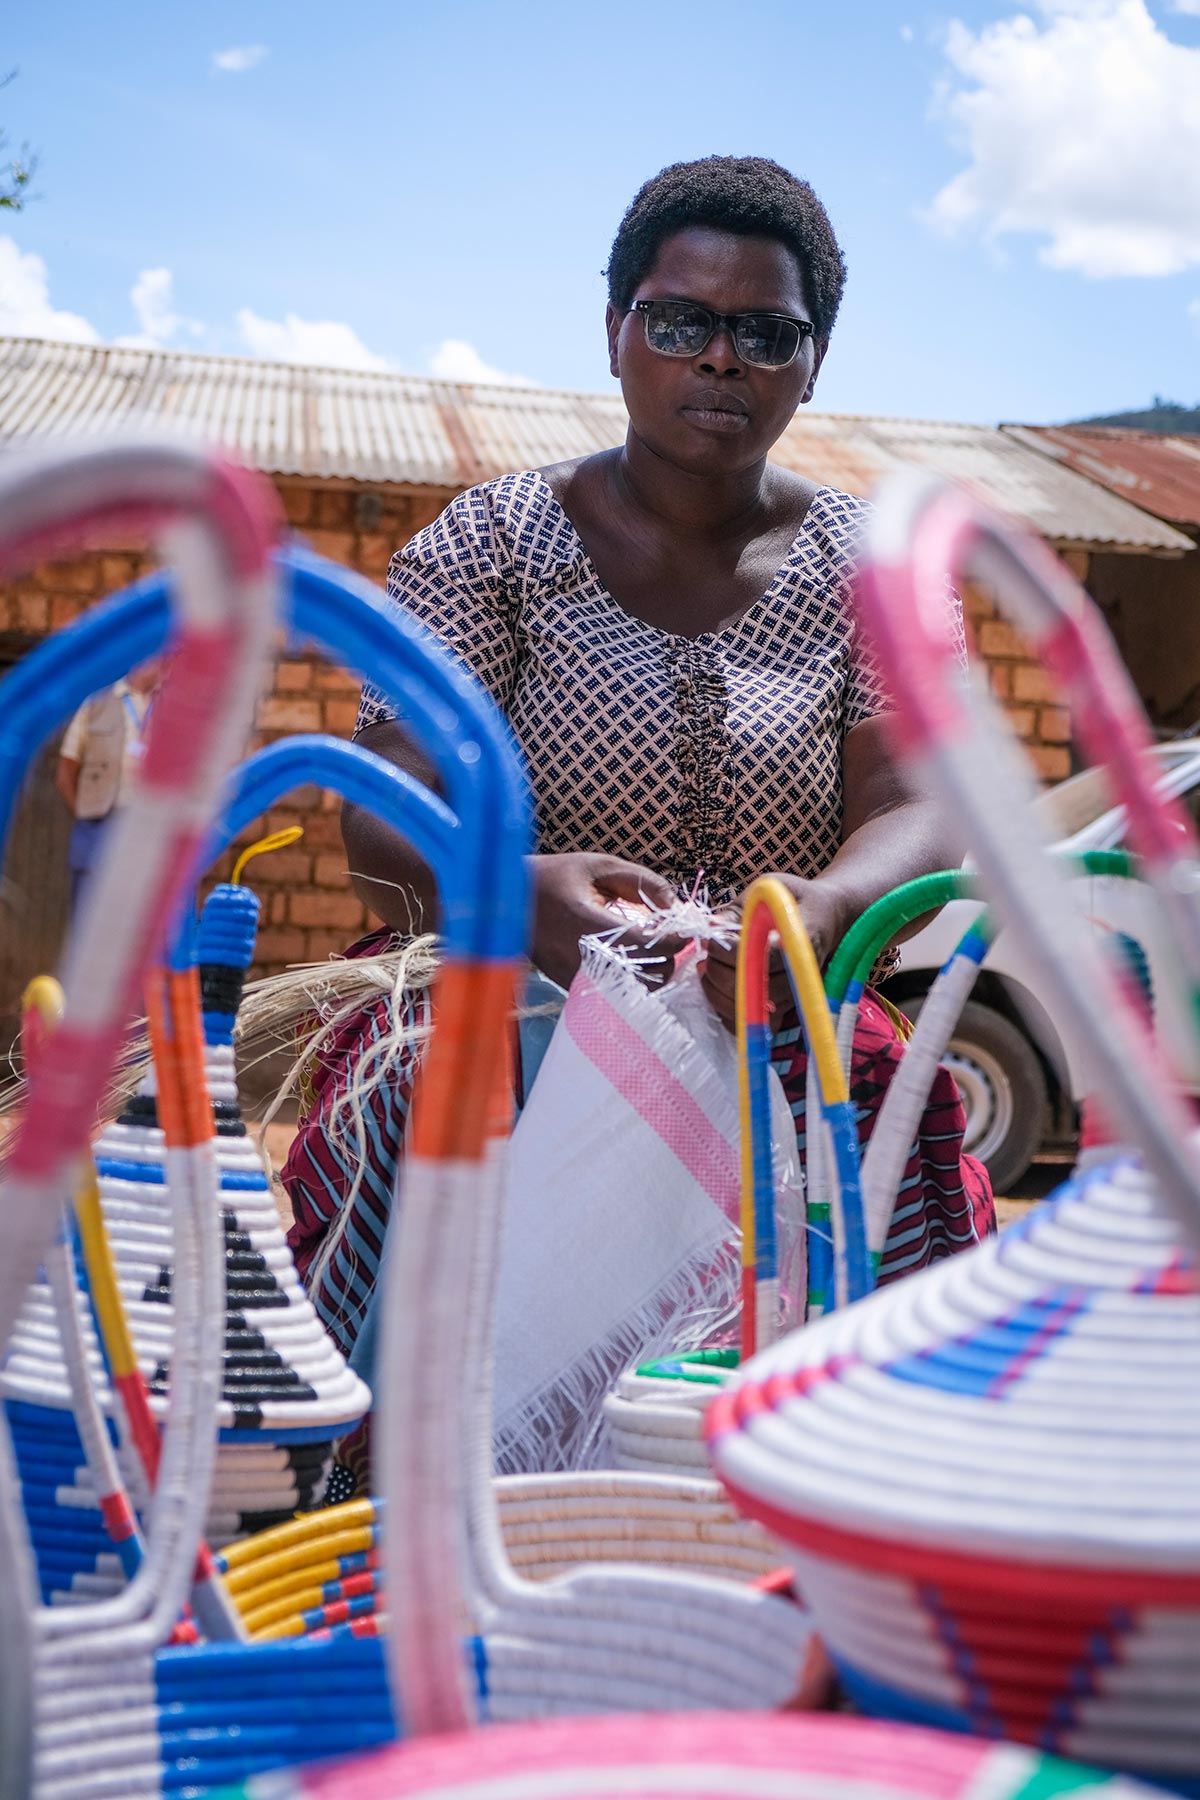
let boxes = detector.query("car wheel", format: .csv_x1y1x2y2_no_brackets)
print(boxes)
907,996,1049,1194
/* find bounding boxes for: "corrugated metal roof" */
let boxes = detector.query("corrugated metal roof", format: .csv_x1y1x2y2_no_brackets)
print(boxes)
0,335,1192,554
1002,423,1200,532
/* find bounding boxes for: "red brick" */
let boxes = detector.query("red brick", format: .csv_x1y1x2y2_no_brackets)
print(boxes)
1059,549,1089,581
314,852,350,889
16,591,50,631
295,813,345,850
256,849,312,885
305,926,363,962
960,578,996,622
274,659,315,694
290,891,365,930
256,928,308,964
357,534,393,577
287,785,324,814
50,594,84,629
268,891,289,925
1011,664,1058,705
100,554,140,591
53,559,102,596
315,665,360,695
1039,705,1072,744
978,620,1024,660
322,698,359,736
304,528,356,565
279,486,315,528
313,490,355,529
1029,744,1071,782
265,807,307,836
257,696,322,734
988,664,1012,699
1003,705,1036,741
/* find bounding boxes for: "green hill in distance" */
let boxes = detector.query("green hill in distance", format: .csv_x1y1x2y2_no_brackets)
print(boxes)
1070,397,1200,435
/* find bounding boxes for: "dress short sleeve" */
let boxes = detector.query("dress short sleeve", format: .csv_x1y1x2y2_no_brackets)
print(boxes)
355,485,520,735
843,580,970,735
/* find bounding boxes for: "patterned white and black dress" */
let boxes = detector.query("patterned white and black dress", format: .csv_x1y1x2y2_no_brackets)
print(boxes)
283,471,994,1400
355,470,903,901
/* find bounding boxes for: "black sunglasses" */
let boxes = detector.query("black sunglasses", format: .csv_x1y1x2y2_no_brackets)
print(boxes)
633,298,815,369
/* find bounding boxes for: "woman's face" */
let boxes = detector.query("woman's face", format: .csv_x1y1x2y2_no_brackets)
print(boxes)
608,226,823,478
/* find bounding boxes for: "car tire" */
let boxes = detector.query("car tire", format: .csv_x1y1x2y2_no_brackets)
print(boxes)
906,995,1049,1194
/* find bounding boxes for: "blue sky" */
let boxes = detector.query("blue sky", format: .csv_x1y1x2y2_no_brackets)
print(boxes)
2,0,1198,424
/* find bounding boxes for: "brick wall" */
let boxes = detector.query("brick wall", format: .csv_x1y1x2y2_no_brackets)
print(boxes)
0,478,450,981
0,479,1086,984
959,558,1085,785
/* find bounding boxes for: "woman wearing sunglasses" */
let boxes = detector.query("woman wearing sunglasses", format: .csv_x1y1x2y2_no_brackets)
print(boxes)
283,156,994,1434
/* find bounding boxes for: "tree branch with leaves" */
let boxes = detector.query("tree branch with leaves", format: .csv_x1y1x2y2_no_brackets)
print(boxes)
0,71,38,213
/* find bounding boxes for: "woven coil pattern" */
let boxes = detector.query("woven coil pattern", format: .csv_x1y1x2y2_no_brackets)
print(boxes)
708,1149,1200,1775
219,1711,1162,1800
3,881,370,1611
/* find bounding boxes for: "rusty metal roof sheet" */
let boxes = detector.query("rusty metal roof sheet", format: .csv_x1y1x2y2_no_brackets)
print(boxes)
1002,423,1200,532
0,335,1191,554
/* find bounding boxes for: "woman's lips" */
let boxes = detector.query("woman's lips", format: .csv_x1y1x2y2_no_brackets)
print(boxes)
680,402,750,433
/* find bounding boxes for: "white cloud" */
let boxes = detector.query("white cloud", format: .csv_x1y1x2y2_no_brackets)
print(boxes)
236,307,392,370
427,338,529,386
1170,1,1200,14
929,1,1200,277
212,45,267,73
900,23,914,40
113,266,204,349
0,235,99,342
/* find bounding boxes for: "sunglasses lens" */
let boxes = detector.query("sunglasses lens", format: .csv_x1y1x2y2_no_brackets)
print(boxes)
735,314,802,367
643,301,713,356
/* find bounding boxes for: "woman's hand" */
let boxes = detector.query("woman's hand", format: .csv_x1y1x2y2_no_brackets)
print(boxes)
530,852,687,992
699,875,850,1028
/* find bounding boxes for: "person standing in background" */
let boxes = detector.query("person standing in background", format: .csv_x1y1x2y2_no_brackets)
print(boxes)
55,659,162,915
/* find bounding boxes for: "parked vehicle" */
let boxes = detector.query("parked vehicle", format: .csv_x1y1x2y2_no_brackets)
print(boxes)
882,740,1200,1191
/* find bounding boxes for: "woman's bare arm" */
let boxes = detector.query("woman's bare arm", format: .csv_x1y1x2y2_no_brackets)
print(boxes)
341,719,445,934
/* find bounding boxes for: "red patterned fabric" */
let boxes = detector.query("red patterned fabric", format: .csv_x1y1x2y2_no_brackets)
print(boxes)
283,954,994,1365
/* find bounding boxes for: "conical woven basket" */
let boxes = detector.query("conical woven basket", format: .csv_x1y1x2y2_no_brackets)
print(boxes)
3,879,370,1607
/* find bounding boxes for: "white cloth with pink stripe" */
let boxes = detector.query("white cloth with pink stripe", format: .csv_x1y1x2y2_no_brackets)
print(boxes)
492,941,802,1473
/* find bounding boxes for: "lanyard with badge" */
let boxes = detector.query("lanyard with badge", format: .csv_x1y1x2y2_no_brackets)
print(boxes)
123,690,154,768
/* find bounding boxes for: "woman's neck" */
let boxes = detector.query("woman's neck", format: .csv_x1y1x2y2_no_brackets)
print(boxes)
614,431,776,541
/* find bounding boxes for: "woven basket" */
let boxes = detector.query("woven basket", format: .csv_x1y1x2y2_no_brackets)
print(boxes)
3,879,370,1611
708,477,1200,1787
4,533,814,1798
215,1711,1162,1800
216,1477,786,1643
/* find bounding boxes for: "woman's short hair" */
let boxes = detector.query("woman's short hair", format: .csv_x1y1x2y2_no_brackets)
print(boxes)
605,155,847,344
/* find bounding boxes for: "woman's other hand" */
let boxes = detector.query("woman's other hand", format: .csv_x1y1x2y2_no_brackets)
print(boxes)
699,875,850,1028
530,852,687,992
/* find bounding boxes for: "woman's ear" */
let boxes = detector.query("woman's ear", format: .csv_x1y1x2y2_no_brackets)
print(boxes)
605,303,622,379
801,340,827,406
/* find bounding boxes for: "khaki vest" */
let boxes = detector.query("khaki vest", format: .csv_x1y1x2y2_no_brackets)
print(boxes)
73,689,128,820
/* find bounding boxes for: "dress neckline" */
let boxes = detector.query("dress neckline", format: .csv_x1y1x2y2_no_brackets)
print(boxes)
527,470,834,647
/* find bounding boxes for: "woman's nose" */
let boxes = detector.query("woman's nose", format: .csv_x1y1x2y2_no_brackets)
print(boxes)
698,328,745,375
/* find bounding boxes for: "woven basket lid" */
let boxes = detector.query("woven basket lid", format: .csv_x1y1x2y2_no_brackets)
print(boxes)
707,1152,1200,1599
220,1711,1157,1799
